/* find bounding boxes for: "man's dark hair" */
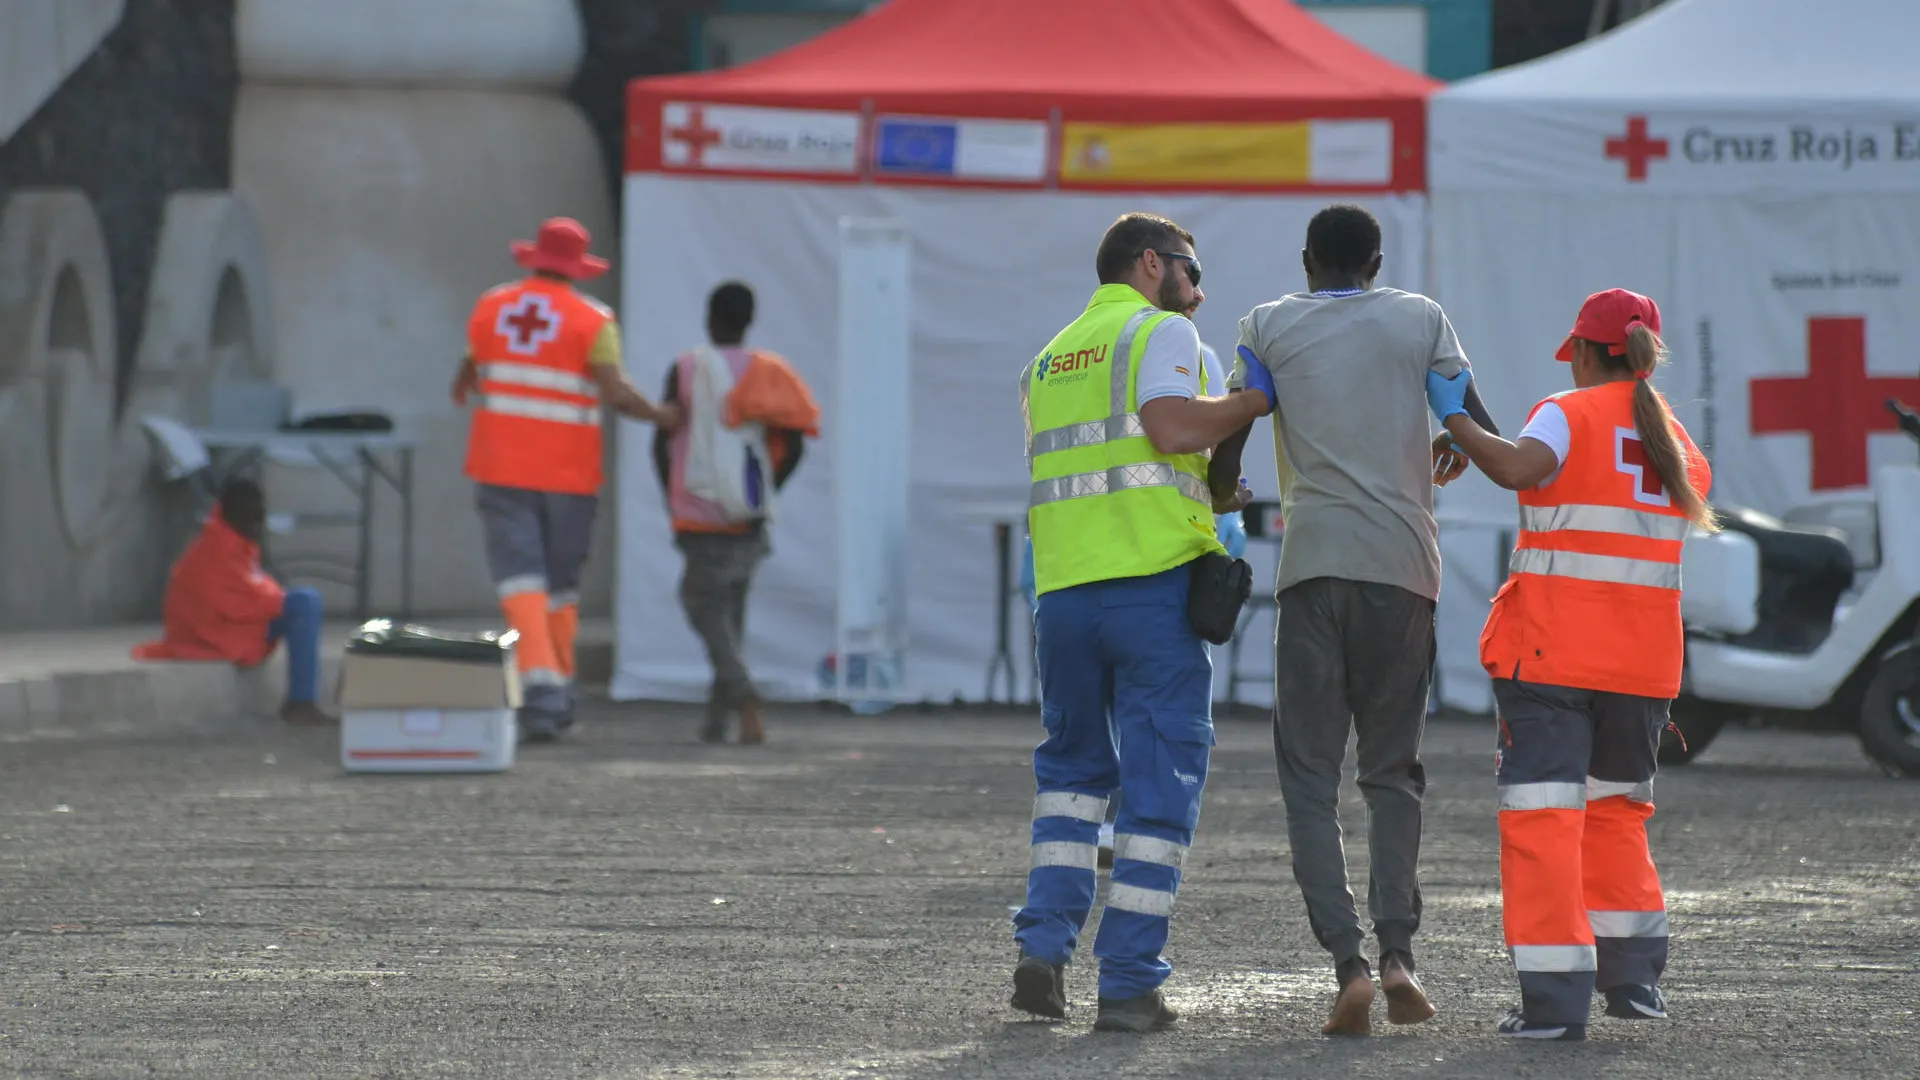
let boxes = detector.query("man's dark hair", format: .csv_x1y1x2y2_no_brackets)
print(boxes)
1096,213,1195,285
218,476,264,516
707,281,755,339
217,476,266,537
1305,204,1382,276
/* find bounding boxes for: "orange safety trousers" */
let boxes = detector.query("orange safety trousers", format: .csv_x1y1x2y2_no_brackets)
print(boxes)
1493,678,1671,1027
475,484,601,733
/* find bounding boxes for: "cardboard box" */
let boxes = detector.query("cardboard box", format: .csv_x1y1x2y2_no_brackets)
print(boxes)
338,651,522,711
337,621,521,710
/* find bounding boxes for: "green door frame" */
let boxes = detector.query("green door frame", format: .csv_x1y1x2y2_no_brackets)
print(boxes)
689,0,1490,81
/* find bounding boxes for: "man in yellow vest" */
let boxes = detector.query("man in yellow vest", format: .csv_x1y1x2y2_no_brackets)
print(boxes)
452,217,680,742
1009,212,1275,1033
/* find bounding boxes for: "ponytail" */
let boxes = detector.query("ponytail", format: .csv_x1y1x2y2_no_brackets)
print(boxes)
1618,324,1717,532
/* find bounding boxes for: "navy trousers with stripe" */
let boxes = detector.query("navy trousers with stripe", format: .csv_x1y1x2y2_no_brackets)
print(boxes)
1012,564,1215,1001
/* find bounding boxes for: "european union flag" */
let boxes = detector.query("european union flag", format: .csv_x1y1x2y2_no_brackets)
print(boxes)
875,120,959,176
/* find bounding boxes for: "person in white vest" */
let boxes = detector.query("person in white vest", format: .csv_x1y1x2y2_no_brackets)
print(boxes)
652,282,821,744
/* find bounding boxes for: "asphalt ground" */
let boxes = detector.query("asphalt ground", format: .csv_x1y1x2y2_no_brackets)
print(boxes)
2,704,1916,1079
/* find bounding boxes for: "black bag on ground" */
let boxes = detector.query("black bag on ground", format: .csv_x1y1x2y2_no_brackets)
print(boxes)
1188,552,1253,645
345,619,516,665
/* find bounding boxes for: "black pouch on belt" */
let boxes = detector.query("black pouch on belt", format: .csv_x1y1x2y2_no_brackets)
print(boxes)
1187,552,1253,645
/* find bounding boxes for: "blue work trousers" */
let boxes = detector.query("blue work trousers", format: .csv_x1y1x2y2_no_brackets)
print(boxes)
268,587,323,705
1012,564,1215,1001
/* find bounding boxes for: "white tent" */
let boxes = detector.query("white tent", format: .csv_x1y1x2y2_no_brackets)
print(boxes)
1427,0,1920,713
612,0,1439,707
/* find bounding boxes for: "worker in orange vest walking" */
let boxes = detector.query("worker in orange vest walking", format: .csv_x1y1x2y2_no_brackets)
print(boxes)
1427,289,1712,1040
452,217,681,741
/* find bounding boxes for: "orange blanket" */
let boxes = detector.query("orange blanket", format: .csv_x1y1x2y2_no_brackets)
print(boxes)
725,350,822,436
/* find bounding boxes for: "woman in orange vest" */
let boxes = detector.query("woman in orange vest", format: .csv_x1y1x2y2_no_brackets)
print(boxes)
1428,288,1714,1041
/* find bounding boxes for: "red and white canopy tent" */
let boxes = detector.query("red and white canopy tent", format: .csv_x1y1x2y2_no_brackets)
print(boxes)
612,0,1439,705
1426,0,1920,713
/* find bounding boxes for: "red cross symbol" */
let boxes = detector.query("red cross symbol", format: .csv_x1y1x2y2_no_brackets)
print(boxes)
1619,436,1667,499
1750,316,1920,490
498,295,560,355
1615,430,1671,506
665,105,724,168
1605,116,1669,182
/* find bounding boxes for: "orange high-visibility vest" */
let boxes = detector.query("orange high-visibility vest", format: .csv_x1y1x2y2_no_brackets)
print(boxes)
463,278,612,495
1480,381,1711,699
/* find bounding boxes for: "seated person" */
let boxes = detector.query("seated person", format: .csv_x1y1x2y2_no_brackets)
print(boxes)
134,478,331,725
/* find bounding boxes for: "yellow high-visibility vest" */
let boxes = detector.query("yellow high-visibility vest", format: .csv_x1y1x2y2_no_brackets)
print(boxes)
1023,283,1223,596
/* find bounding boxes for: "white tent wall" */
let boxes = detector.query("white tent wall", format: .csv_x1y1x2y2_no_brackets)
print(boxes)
613,174,1428,706
1426,0,1920,714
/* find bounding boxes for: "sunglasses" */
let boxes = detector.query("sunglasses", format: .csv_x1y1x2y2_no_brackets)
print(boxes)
1153,250,1202,287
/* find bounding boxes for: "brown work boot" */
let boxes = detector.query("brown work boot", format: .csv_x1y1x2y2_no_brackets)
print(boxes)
1323,956,1375,1036
1380,950,1437,1025
280,702,337,726
737,699,766,745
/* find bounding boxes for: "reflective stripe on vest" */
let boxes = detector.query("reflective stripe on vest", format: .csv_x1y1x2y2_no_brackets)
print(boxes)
1030,462,1211,507
477,361,601,400
1023,307,1210,513
1507,547,1680,589
1517,503,1691,542
477,393,602,428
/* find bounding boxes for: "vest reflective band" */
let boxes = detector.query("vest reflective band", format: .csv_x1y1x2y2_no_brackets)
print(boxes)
1479,382,1708,699
1023,285,1222,595
464,279,611,496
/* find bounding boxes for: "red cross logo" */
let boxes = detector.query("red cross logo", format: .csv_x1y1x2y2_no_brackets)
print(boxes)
1616,429,1671,506
1751,316,1920,490
1606,116,1669,182
496,294,561,356
664,105,725,168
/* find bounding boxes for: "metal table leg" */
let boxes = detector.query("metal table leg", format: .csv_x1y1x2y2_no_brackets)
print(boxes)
354,448,374,622
985,521,1016,704
400,447,414,619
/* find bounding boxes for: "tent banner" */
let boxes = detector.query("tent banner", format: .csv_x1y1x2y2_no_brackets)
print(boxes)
1669,193,1920,513
1432,104,1920,195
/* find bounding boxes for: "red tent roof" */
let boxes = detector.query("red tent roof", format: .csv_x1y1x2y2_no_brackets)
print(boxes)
628,0,1438,191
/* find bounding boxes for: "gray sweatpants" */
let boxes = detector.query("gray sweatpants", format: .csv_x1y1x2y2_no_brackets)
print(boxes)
1272,576,1435,964
676,530,770,719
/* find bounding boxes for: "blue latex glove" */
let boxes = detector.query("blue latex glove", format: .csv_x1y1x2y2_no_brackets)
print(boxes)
1426,368,1472,423
1215,511,1248,560
1236,346,1277,415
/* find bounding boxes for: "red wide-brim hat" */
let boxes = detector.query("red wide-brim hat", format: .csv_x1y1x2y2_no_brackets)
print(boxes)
511,217,610,280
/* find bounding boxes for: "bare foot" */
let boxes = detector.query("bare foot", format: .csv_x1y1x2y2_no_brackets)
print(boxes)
1381,954,1437,1025
1323,971,1375,1036
737,700,766,745
280,702,337,726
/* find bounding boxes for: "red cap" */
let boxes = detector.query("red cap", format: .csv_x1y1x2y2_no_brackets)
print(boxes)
511,217,609,281
1554,288,1661,362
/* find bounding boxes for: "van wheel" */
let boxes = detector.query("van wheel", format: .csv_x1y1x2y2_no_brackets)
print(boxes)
1658,699,1733,765
1860,650,1920,778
